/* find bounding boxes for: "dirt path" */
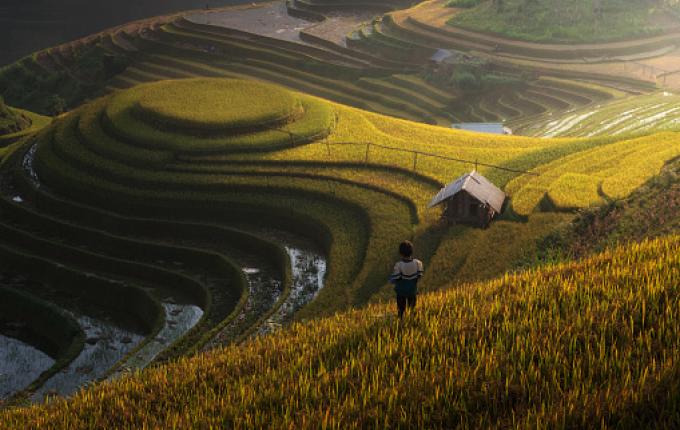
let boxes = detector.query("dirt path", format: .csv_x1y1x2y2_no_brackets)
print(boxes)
303,11,376,47
186,1,315,43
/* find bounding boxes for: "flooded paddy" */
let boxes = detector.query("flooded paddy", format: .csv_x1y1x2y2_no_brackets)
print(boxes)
202,225,327,348
115,302,203,373
257,243,326,335
0,334,54,400
32,313,144,402
0,269,203,401
232,227,327,337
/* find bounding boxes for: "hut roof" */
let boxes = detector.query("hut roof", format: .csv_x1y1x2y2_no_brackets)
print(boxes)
452,122,509,135
428,170,506,213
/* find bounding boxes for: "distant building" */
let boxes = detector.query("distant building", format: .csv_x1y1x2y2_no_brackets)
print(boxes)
428,170,506,228
430,49,455,64
452,122,512,135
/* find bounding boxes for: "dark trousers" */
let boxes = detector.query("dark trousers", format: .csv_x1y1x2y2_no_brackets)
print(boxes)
396,294,416,318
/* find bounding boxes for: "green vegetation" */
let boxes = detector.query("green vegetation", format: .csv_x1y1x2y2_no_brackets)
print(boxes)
0,46,130,115
449,0,669,43
0,0,679,408
0,104,50,164
104,80,333,153
18,78,680,326
3,235,680,427
0,97,30,135
1,0,680,421
520,158,680,267
507,132,680,215
134,79,299,132
446,0,481,8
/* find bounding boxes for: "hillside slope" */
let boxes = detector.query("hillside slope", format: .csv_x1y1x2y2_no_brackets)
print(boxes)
2,234,679,428
449,0,674,43
4,76,680,402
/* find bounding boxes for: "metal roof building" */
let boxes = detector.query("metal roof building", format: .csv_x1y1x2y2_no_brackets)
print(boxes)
429,170,506,228
452,123,512,135
430,49,455,64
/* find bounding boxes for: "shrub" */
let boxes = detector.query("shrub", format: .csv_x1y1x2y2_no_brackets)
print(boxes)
445,0,480,8
450,69,479,90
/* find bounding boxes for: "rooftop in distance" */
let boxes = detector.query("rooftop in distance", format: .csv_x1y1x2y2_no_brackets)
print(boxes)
452,122,512,135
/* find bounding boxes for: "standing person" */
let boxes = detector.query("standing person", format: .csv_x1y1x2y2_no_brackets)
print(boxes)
389,240,423,319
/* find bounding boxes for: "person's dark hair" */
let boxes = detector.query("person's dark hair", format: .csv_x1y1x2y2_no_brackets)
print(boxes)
399,240,414,258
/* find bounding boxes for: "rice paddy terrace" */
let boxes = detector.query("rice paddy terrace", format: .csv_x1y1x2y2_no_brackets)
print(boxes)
0,0,657,132
1,0,680,422
520,91,680,137
1,75,680,405
3,232,680,427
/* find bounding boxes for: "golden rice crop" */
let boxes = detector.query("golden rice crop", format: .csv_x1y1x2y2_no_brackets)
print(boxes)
546,173,603,210
3,234,679,428
120,78,298,131
31,79,680,319
507,132,680,215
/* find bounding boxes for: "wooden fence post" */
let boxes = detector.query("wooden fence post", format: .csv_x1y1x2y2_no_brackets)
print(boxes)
364,143,370,164
413,152,418,171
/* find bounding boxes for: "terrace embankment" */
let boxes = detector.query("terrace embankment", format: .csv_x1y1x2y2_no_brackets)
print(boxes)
4,76,680,404
3,233,680,428
382,0,680,90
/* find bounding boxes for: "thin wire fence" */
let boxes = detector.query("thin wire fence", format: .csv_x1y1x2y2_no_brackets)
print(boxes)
272,125,540,177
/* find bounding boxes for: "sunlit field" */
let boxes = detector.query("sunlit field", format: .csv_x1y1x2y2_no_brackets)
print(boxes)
2,0,680,425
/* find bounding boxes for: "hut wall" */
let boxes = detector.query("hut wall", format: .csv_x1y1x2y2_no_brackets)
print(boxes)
443,191,493,227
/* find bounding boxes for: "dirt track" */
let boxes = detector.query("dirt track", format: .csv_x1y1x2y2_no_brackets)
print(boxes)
186,1,315,42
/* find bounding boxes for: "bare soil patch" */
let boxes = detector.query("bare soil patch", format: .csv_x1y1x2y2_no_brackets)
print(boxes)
187,1,315,42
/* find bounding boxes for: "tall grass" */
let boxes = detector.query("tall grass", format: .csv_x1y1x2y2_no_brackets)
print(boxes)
3,235,679,428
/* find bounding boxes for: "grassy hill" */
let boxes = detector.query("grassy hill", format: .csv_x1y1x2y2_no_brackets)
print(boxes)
2,234,680,427
0,99,50,164
448,0,675,43
0,77,679,402
0,97,30,135
1,0,680,423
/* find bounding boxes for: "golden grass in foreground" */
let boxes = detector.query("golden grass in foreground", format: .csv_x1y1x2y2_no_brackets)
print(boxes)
3,235,679,428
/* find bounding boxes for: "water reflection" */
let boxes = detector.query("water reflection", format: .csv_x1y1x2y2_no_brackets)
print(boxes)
32,313,143,402
0,335,54,399
116,302,203,372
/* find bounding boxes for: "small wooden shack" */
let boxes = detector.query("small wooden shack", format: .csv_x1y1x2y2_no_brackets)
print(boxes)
428,170,506,228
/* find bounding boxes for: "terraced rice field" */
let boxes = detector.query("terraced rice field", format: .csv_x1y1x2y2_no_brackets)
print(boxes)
0,107,50,163
2,77,680,404
107,15,460,125
389,0,680,63
1,0,650,134
4,234,680,428
522,92,680,137
373,0,671,91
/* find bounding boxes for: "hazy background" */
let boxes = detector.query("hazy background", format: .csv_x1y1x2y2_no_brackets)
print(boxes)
0,0,264,66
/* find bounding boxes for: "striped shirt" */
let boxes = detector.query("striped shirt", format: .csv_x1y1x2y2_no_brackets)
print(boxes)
389,258,424,296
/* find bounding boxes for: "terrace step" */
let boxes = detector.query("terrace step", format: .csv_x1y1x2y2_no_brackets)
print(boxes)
3,172,293,352
403,10,680,61
176,17,371,69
